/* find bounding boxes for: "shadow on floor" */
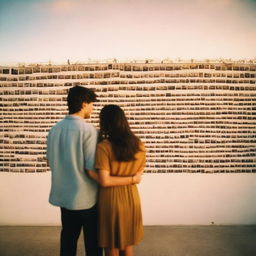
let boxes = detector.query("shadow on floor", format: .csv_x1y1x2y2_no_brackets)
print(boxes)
0,226,256,256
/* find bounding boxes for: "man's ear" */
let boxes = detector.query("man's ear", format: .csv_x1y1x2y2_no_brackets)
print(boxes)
82,102,88,108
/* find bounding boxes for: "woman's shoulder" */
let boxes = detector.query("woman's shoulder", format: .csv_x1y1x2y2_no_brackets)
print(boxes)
139,140,146,152
97,139,111,149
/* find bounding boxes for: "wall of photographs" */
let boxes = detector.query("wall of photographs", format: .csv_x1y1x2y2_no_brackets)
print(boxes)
0,60,256,173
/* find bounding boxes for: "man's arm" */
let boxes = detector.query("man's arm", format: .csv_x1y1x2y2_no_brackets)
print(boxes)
83,126,98,171
87,169,143,187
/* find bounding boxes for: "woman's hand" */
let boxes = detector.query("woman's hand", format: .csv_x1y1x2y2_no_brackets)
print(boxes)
132,170,143,184
87,169,100,183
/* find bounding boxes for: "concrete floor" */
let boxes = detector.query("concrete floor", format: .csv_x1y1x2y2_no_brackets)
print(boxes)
0,226,256,256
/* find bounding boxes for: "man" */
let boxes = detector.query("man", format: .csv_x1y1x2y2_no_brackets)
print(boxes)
47,86,102,256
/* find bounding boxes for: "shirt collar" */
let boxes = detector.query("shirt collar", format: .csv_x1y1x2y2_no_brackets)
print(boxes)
65,115,84,121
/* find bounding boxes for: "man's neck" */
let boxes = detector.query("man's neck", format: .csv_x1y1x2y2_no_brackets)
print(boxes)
70,112,84,119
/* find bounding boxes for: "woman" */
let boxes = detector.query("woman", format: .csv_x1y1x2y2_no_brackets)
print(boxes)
89,104,146,256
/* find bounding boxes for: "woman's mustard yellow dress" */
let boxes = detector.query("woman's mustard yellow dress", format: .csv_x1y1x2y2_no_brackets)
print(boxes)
95,139,146,250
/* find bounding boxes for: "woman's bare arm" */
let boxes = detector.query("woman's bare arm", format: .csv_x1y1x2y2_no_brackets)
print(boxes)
87,169,143,187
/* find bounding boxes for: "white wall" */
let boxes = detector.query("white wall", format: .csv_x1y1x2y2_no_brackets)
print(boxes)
1,172,256,226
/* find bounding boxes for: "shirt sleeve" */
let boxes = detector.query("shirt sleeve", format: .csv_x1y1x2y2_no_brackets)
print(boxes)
95,143,111,172
83,126,98,171
46,131,51,162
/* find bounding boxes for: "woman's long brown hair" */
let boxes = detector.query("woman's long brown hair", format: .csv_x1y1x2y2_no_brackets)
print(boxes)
99,104,141,161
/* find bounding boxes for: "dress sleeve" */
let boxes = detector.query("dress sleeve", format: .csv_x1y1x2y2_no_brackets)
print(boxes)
95,143,111,172
140,142,146,169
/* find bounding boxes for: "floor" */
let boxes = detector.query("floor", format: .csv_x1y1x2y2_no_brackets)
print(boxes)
0,226,256,256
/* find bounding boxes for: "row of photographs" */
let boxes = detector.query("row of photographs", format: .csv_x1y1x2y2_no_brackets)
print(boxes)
0,62,255,74
1,71,255,79
1,169,255,173
2,92,256,98
1,78,256,87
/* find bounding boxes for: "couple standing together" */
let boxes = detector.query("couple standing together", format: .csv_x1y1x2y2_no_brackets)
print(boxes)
46,86,146,256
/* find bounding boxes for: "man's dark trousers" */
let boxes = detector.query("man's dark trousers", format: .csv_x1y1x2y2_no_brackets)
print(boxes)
60,205,102,256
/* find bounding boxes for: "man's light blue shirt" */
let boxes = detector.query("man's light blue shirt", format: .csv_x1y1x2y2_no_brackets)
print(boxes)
47,115,98,210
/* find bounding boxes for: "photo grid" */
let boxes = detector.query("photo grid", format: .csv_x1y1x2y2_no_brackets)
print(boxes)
0,60,256,173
